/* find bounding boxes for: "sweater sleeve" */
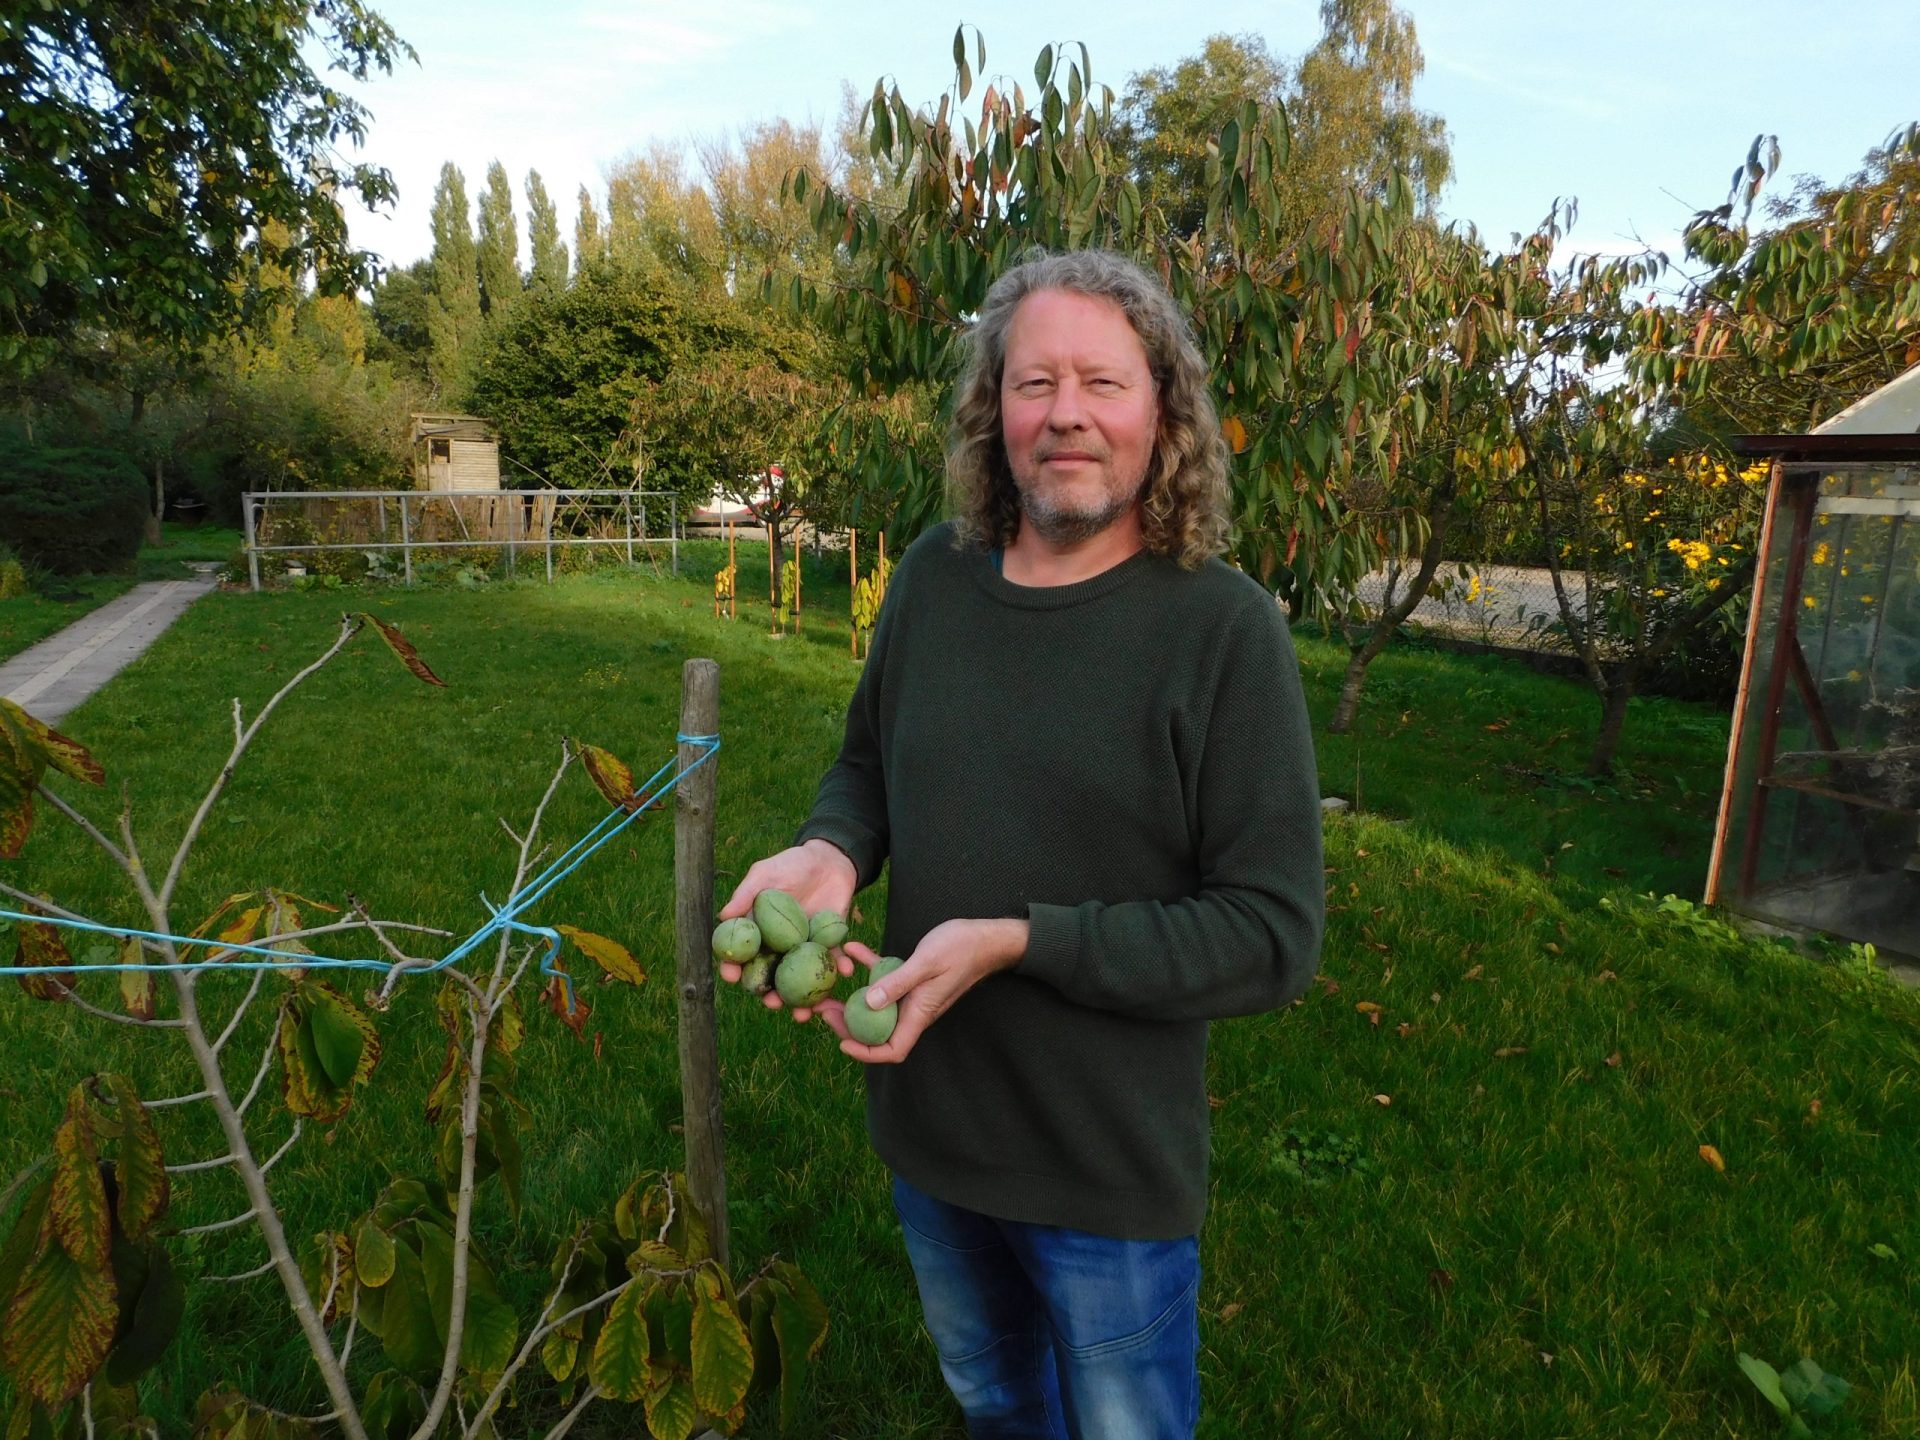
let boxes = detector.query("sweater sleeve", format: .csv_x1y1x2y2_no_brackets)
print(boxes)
791,548,905,890
1014,591,1325,1021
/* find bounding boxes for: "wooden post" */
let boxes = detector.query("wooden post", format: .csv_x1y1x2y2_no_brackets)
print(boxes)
400,494,413,587
244,493,261,592
728,519,737,619
674,659,728,1269
850,530,859,657
793,536,802,634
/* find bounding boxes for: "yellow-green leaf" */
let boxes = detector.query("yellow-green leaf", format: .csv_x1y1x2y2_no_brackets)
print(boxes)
542,1329,579,1383
3,1235,117,1406
573,740,637,811
690,1268,754,1417
0,701,104,787
643,1366,696,1440
557,926,645,986
14,914,74,1002
588,1282,652,1403
51,1089,108,1269
306,986,372,1089
117,938,155,1021
354,613,446,686
95,1075,168,1241
355,1220,397,1288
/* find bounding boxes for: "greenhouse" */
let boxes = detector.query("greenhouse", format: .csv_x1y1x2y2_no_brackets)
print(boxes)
1709,365,1920,957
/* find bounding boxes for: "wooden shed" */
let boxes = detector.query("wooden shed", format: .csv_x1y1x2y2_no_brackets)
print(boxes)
1708,365,1920,958
411,413,501,492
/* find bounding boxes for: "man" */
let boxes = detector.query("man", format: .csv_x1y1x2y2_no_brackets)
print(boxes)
718,249,1324,1439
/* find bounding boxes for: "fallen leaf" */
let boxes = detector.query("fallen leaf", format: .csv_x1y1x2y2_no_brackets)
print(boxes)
1354,847,1371,858
1605,1051,1622,1068
1207,1094,1226,1110
1371,1094,1392,1106
1807,1098,1822,1118
1218,1301,1243,1322
1355,1001,1382,1014
1595,969,1618,982
1429,992,1442,1004
1396,1022,1416,1037
1698,1144,1726,1173
1463,965,1484,981
1544,942,1561,954
1493,1046,1528,1058
1539,1351,1555,1368
1428,1268,1454,1291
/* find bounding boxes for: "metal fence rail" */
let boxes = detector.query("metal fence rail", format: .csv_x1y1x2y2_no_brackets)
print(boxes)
242,488,682,590
1354,561,1623,657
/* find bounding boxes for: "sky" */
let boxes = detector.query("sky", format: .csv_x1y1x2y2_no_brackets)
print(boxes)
324,0,1920,278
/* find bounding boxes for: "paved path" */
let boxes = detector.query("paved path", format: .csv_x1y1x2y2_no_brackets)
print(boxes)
0,575,219,724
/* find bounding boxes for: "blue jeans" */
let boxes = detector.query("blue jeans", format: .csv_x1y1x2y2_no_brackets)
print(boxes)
892,1175,1201,1440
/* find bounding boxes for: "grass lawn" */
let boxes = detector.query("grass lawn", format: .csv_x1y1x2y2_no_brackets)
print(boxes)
0,523,243,663
2,545,1915,1438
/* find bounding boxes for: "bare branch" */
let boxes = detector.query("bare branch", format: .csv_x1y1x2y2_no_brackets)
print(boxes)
237,1012,283,1120
0,881,110,929
36,786,129,869
62,991,186,1029
209,968,266,1053
145,1090,212,1109
166,1152,239,1175
541,1385,602,1440
160,615,360,909
261,1120,304,1175
1,1156,51,1214
206,1256,278,1283
178,1206,260,1237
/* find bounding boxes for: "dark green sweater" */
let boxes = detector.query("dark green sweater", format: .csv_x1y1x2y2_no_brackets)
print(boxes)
797,522,1324,1239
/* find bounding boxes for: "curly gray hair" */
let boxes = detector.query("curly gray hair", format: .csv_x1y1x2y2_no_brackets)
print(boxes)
946,249,1230,569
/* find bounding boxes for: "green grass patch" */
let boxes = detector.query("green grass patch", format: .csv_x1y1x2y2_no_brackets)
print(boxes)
0,523,243,663
1,561,1914,1439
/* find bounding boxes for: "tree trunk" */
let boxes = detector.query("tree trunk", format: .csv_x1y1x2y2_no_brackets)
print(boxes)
1589,672,1636,777
1329,499,1455,733
146,454,166,546
766,520,784,635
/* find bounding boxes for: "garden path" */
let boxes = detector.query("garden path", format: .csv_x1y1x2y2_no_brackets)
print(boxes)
0,572,219,724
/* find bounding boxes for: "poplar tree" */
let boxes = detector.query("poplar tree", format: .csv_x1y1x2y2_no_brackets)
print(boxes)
426,163,483,399
525,169,569,298
475,160,522,320
574,186,607,277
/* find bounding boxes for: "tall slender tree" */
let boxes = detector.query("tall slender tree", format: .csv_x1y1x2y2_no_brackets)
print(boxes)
475,160,522,320
427,163,483,399
573,186,607,276
525,170,570,299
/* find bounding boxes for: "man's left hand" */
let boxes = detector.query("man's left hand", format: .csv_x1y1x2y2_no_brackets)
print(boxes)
817,918,1029,1064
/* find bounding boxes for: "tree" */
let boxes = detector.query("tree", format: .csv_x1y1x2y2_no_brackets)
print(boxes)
698,119,835,286
366,258,435,380
475,160,522,321
574,185,608,276
1114,34,1287,239
1113,5,1450,245
427,164,484,400
462,267,804,497
1287,0,1451,220
606,144,723,280
525,170,570,299
0,0,411,379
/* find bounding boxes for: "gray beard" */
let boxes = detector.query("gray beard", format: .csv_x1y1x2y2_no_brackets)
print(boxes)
1018,481,1142,547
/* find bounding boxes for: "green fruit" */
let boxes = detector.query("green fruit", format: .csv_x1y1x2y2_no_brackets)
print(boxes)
711,918,761,966
774,941,836,1007
843,985,897,1046
809,910,849,948
739,954,774,996
869,956,906,983
753,889,808,953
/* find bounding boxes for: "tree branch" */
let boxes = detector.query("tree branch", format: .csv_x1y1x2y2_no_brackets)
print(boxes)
35,785,129,869
159,615,360,910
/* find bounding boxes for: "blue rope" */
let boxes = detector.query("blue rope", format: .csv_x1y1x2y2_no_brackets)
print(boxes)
0,735,720,1009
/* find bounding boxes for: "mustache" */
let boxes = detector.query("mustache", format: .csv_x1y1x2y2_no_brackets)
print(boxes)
1033,442,1110,462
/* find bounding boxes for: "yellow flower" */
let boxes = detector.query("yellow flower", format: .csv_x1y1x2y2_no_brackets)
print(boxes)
1812,542,1831,566
1652,587,1668,597
1861,594,1875,604
1848,669,1864,681
1804,595,1817,609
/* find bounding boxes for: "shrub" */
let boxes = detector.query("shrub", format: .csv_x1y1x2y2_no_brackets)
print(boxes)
0,544,29,598
0,438,149,574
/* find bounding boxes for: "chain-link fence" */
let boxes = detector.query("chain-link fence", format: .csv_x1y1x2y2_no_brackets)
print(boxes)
1353,561,1616,657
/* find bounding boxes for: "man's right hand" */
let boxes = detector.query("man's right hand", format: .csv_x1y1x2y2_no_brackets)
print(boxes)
717,838,858,1021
